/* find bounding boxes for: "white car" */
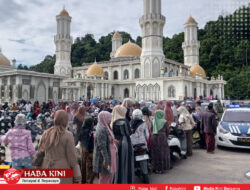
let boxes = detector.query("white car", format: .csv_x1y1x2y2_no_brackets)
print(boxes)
217,108,250,149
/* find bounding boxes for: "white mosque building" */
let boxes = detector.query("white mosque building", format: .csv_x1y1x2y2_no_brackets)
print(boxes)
0,0,226,104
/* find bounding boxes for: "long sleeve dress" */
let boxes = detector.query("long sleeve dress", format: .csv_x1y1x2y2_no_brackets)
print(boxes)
151,123,170,173
112,118,134,184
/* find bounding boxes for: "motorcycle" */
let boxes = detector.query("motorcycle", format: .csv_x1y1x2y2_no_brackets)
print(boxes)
133,143,150,184
26,121,44,143
168,122,187,160
0,115,13,135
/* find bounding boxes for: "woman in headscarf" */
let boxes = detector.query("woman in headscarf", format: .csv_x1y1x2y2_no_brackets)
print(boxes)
122,98,135,122
130,109,149,149
164,101,174,126
79,117,95,184
177,106,195,157
38,110,81,184
153,101,164,115
111,105,134,184
151,110,170,174
130,109,149,183
71,102,79,116
142,107,153,150
66,106,74,122
93,111,117,184
73,106,86,145
0,114,35,169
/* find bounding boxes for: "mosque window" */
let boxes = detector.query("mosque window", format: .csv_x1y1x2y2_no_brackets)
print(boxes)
124,88,129,98
104,71,109,80
135,69,140,79
124,70,129,80
113,71,118,80
168,85,176,98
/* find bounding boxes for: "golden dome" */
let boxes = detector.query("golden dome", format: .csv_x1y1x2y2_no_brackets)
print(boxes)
190,64,206,78
113,32,121,38
114,41,142,58
60,8,69,16
0,50,11,66
186,16,196,23
86,63,104,77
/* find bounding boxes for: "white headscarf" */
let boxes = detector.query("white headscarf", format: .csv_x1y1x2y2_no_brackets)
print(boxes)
132,109,143,120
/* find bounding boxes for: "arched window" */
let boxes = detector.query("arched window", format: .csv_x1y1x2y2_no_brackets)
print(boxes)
124,88,129,98
124,70,129,80
168,85,176,98
104,71,109,80
135,69,140,79
113,71,118,80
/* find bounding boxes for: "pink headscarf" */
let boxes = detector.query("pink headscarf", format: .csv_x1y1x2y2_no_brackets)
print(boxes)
164,101,174,126
153,101,164,115
98,111,114,139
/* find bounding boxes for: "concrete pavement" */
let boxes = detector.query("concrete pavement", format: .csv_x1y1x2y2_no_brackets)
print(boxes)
146,147,250,184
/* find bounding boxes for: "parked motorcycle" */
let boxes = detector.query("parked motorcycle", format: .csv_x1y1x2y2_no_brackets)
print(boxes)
168,122,187,160
26,121,44,143
133,143,150,184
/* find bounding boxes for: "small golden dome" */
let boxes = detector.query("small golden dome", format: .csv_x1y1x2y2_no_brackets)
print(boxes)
113,32,121,38
190,64,206,78
0,50,11,66
114,41,142,58
186,16,196,23
86,63,104,77
60,8,69,16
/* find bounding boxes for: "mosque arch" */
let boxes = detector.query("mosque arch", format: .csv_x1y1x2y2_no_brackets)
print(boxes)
194,88,197,99
144,58,150,78
134,68,140,79
142,85,147,100
124,88,129,98
123,69,129,80
77,73,82,78
111,86,115,97
53,91,58,103
154,83,160,101
87,84,94,99
23,89,29,101
104,71,109,80
148,84,153,100
113,70,119,80
152,57,160,77
168,85,176,98
145,22,150,36
37,81,46,103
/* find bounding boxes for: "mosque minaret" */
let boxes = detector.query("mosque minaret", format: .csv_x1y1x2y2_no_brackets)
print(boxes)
54,7,73,77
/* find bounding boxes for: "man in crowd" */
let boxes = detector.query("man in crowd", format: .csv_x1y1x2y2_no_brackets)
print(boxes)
25,101,32,113
200,103,218,153
215,100,224,121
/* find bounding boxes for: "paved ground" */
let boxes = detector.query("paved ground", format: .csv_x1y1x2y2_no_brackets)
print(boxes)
5,143,250,184
139,147,250,184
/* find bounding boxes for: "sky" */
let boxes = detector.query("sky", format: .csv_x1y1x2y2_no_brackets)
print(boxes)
0,0,249,66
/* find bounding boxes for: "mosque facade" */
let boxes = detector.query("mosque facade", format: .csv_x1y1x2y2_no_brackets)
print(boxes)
0,0,226,104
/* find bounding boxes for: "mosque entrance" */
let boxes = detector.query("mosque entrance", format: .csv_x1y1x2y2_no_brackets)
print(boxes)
87,85,94,99
124,88,129,98
37,83,46,103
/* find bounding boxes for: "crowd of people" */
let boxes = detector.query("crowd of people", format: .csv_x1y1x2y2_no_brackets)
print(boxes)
0,98,224,184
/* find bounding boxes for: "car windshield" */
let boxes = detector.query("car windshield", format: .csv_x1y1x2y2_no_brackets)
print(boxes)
223,110,250,122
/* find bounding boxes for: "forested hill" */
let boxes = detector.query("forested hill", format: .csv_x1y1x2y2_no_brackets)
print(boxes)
19,5,249,100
